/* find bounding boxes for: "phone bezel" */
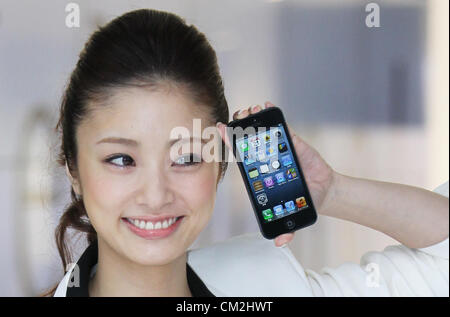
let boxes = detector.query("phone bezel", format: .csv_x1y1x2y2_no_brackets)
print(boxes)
227,107,318,239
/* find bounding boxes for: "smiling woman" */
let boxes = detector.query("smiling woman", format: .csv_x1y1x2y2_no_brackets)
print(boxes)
41,8,229,297
40,6,449,298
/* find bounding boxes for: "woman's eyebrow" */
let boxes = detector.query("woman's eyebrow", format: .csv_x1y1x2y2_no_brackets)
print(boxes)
168,136,207,146
95,136,207,147
96,137,139,147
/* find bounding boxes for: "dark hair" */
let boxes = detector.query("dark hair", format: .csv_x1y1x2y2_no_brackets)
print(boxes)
41,8,229,296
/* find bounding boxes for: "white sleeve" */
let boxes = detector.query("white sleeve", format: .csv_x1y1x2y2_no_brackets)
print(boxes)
305,181,449,297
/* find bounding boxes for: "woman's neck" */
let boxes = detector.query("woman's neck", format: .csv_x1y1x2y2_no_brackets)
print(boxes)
88,238,192,297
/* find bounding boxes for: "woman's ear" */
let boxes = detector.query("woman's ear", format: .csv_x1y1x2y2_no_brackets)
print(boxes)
65,162,81,196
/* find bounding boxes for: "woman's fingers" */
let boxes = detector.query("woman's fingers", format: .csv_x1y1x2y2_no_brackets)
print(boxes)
264,101,275,108
250,105,262,114
232,109,241,119
233,108,248,120
274,233,295,247
233,103,270,120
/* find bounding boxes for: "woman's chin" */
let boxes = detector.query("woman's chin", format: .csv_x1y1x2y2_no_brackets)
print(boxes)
118,231,186,266
126,248,184,266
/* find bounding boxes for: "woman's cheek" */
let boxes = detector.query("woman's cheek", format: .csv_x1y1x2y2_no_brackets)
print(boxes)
81,167,126,219
176,166,217,212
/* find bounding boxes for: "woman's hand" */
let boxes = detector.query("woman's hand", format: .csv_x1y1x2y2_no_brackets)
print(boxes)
216,101,337,247
218,104,449,249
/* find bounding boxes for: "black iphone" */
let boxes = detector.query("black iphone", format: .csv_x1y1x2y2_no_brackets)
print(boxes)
227,106,317,239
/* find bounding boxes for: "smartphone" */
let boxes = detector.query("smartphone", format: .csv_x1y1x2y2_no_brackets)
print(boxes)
227,106,317,239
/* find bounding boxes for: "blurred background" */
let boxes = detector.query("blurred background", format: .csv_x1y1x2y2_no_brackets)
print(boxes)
0,0,448,296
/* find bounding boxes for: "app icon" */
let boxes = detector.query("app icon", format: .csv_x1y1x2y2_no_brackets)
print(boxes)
244,154,255,165
266,146,276,156
259,164,269,174
252,180,263,191
262,208,273,220
240,142,248,152
271,160,280,170
278,142,287,153
286,168,297,179
273,204,284,216
275,172,286,183
285,200,295,212
257,152,267,162
250,137,261,147
281,155,293,167
264,176,275,187
296,197,307,208
249,167,259,178
271,128,282,138
257,193,268,205
265,134,271,142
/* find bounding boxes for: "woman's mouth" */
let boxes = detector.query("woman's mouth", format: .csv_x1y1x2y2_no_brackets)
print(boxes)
125,216,182,230
121,216,185,240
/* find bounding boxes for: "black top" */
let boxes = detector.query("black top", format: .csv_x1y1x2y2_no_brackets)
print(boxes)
65,240,215,297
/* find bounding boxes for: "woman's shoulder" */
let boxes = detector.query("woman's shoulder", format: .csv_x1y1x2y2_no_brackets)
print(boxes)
186,232,314,297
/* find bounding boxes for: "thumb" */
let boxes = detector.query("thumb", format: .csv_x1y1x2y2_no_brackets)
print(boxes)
287,127,301,147
288,128,309,152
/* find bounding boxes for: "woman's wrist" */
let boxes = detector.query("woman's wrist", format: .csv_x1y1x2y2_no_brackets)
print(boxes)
318,172,381,222
319,170,343,217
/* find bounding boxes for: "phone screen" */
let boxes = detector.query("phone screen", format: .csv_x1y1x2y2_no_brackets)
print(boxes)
235,123,312,223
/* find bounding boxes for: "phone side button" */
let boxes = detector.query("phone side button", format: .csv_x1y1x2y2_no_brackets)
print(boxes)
285,219,295,230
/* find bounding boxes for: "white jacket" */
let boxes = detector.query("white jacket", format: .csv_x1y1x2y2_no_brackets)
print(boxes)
55,181,449,297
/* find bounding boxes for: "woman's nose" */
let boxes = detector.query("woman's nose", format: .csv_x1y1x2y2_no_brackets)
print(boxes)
134,169,175,210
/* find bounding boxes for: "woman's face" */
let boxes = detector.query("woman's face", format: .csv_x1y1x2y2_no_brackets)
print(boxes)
71,84,220,266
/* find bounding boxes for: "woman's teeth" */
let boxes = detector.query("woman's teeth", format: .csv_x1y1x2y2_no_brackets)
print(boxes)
126,217,179,230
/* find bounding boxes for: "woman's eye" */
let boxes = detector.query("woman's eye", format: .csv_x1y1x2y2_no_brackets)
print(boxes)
105,154,135,168
173,154,202,167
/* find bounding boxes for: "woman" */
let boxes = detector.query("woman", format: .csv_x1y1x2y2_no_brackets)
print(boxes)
44,8,448,297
